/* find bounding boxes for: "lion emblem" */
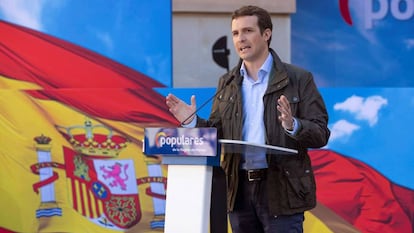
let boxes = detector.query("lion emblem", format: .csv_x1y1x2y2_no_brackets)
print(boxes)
100,162,129,190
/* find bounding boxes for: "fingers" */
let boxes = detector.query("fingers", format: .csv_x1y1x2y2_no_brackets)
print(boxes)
166,94,180,115
277,95,290,111
277,95,293,130
277,95,290,116
165,94,197,124
166,94,195,109
166,93,179,106
190,95,196,108
166,94,182,109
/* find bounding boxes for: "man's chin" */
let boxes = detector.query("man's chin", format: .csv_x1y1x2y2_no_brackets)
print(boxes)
238,53,250,60
241,55,254,62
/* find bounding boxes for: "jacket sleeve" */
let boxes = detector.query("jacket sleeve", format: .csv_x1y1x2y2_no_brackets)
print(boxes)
196,76,226,128
291,71,330,148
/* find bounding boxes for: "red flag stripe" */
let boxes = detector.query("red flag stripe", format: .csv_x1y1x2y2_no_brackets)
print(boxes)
0,20,163,89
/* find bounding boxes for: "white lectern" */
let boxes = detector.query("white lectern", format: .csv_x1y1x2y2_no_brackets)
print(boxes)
143,128,298,233
143,127,219,233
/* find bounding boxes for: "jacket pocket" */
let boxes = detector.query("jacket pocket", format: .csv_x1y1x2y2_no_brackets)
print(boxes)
283,167,315,209
286,94,300,117
217,94,235,120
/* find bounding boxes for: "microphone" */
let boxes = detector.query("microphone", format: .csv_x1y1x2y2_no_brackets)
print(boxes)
180,75,235,125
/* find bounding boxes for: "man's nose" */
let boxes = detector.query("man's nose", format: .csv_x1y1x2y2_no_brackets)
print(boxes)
236,33,245,42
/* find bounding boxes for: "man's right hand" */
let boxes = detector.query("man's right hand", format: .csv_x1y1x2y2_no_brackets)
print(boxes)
166,93,197,125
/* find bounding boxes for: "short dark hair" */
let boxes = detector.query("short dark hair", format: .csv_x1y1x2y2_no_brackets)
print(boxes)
232,5,273,46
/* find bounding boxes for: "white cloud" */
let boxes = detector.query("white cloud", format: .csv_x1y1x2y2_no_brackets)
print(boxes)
0,0,44,30
334,95,388,126
329,119,360,141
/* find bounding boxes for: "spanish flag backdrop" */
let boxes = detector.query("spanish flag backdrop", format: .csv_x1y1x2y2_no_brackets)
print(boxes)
1,19,413,233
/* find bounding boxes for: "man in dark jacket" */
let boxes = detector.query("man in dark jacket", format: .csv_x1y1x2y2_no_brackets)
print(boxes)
166,5,330,233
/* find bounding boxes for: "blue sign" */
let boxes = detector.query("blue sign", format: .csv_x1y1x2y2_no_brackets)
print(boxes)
143,127,217,157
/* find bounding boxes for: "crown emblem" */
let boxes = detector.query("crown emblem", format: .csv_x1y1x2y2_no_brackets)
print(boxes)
57,118,128,157
34,134,52,144
34,134,52,151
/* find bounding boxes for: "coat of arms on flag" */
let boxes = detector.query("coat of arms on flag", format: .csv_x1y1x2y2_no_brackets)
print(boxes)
30,119,147,230
64,148,141,229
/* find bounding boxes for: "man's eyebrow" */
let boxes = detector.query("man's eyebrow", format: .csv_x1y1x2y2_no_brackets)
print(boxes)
233,26,254,31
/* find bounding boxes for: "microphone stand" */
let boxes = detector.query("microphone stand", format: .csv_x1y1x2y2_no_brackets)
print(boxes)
180,75,235,125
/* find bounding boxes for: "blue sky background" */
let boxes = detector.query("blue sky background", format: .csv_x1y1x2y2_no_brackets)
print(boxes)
1,0,412,189
292,0,414,189
292,0,414,87
320,87,414,189
0,0,172,86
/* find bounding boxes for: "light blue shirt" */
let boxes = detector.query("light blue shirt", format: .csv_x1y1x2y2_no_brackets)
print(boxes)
239,53,273,170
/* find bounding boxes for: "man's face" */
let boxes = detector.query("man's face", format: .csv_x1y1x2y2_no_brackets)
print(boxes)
231,15,270,62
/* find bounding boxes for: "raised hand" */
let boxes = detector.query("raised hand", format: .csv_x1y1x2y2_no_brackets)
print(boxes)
166,93,197,125
277,95,294,130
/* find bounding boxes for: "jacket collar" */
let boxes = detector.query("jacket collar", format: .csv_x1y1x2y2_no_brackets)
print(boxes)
266,49,289,93
229,48,289,92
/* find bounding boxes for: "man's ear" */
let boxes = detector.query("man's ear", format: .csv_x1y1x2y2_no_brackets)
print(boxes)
263,28,272,41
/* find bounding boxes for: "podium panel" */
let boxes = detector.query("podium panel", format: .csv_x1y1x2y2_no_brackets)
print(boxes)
164,165,212,233
143,127,218,233
144,127,219,166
